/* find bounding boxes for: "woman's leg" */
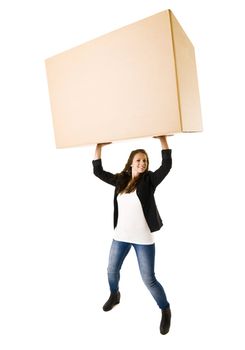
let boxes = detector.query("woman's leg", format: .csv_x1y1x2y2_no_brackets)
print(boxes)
133,243,169,310
107,239,131,293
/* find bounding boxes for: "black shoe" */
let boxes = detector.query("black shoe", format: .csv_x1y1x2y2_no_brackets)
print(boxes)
103,291,121,312
160,307,171,335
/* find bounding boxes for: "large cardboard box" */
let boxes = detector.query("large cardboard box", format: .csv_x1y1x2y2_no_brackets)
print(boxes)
45,9,202,148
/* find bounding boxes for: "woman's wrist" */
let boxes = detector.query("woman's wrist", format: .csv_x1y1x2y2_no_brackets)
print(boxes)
94,142,111,160
154,135,169,150
94,144,102,160
160,136,169,150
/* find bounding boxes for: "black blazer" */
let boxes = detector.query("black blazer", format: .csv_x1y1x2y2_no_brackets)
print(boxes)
92,149,172,232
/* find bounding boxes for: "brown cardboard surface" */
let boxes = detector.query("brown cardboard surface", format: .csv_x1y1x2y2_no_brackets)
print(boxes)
169,11,203,132
45,10,202,148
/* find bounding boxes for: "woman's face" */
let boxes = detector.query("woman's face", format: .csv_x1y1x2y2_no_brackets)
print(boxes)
131,152,148,177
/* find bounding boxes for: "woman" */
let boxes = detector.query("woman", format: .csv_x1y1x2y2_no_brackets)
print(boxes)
92,135,172,335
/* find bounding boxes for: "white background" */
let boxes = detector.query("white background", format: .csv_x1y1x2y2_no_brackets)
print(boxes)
1,0,244,349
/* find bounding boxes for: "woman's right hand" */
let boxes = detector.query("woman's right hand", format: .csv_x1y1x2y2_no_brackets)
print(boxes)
97,142,112,147
94,142,112,159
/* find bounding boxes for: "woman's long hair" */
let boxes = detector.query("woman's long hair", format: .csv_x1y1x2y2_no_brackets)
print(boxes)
116,149,149,194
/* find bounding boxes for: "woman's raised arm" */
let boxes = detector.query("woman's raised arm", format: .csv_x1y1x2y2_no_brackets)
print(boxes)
94,142,112,160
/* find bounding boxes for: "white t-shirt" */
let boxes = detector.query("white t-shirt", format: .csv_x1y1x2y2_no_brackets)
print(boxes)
113,191,155,245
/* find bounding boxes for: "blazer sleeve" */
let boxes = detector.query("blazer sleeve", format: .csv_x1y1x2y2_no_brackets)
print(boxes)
149,149,172,189
92,159,117,186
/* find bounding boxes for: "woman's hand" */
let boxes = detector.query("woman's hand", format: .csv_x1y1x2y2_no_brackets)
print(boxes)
153,135,170,150
94,142,112,160
97,142,112,147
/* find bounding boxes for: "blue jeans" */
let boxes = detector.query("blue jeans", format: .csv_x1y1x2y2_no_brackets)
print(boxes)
107,239,169,310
